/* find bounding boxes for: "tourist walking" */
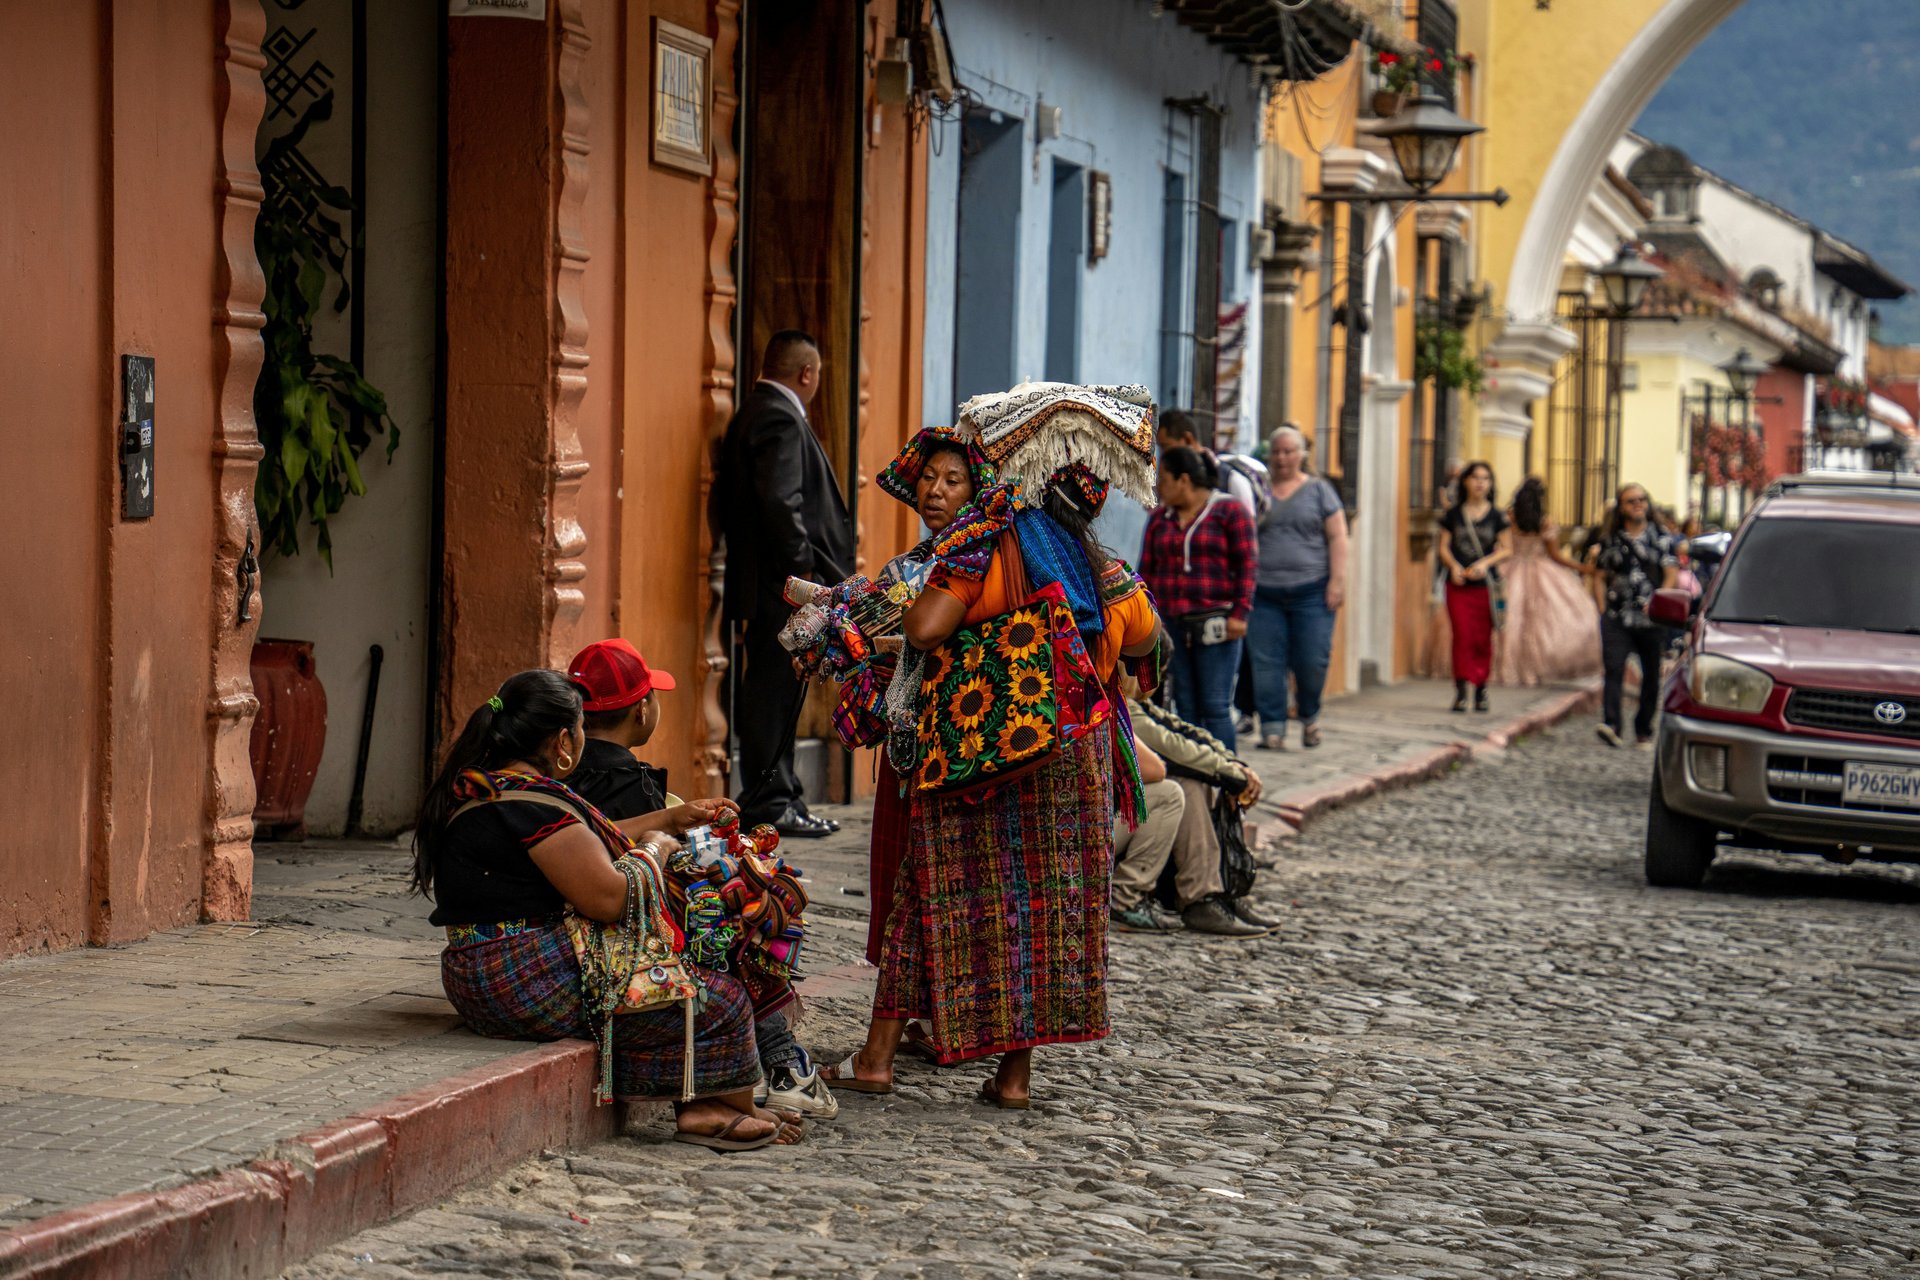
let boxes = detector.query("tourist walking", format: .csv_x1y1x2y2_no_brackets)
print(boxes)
1492,477,1601,687
1437,461,1511,712
1248,425,1347,750
824,382,1162,1109
1588,482,1680,747
1140,446,1256,749
718,329,853,838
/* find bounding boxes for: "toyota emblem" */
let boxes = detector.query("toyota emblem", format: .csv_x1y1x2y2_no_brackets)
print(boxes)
1874,700,1908,726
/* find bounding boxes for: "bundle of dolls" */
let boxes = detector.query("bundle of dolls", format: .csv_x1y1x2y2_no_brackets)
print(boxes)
777,574,913,750
674,808,808,1013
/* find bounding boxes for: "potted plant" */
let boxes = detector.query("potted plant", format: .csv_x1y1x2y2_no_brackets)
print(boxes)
1368,47,1465,117
1414,317,1486,397
248,92,401,839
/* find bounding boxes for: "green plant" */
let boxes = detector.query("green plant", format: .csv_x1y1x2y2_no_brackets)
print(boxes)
1370,46,1466,96
253,93,398,569
1414,319,1485,396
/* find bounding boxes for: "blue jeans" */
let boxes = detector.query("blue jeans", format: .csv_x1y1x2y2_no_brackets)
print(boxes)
1166,628,1244,750
1249,578,1335,737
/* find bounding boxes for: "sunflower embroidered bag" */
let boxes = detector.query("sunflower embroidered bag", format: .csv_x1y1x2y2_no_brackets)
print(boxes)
913,539,1102,796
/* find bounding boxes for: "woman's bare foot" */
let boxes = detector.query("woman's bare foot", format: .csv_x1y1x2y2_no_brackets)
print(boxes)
820,1046,894,1091
675,1099,777,1144
991,1048,1033,1105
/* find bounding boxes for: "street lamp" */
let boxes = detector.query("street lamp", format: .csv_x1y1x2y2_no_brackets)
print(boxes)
1719,347,1768,400
1594,241,1662,318
1373,93,1485,196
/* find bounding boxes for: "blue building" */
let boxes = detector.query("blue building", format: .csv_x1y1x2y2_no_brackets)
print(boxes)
919,0,1274,557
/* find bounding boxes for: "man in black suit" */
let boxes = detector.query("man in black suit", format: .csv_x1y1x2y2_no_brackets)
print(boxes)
720,329,854,837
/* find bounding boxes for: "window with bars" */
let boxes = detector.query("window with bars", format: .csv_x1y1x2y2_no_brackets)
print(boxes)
1541,291,1618,529
1159,100,1223,437
1417,0,1459,109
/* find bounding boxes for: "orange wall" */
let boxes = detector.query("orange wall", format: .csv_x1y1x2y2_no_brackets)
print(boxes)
1,2,225,954
614,0,723,795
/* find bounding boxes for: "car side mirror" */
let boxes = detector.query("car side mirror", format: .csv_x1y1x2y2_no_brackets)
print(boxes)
1648,587,1693,627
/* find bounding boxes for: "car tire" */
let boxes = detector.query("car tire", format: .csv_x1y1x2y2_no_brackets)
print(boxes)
1644,771,1719,888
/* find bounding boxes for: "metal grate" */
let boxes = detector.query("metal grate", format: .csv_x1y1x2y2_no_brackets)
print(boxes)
1784,689,1920,742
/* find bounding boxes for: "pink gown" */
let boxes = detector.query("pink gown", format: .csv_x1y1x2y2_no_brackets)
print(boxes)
1493,531,1601,687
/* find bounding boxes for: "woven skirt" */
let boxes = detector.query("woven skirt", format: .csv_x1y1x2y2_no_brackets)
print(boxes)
874,721,1115,1063
440,919,761,1101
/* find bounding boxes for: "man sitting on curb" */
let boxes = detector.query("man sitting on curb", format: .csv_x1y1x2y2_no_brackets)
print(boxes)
1111,686,1276,938
564,638,839,1120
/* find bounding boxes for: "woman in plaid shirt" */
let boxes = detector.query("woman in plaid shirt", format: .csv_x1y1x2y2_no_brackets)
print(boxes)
1140,447,1258,748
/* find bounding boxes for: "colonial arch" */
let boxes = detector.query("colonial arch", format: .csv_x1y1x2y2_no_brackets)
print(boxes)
1479,0,1747,447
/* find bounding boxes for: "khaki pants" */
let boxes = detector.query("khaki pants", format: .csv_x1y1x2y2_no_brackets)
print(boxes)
1110,779,1184,910
1111,777,1227,910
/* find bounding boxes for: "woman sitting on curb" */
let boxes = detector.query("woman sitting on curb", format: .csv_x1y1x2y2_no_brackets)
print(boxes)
412,669,803,1153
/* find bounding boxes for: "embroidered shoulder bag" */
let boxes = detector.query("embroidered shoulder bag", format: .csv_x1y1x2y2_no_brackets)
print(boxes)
913,532,1106,796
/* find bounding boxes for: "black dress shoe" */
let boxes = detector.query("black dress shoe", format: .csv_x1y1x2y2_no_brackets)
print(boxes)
796,803,840,833
772,805,834,839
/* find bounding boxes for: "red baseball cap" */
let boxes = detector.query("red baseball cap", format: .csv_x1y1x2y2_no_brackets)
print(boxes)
566,638,676,712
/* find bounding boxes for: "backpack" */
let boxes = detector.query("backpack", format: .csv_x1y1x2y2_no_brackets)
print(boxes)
1216,452,1272,525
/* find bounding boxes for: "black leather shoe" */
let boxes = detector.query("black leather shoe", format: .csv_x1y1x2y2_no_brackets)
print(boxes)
772,805,834,839
1228,898,1281,932
1180,896,1267,938
797,803,840,833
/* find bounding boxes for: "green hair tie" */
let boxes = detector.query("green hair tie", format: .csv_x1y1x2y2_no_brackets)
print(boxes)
486,695,504,712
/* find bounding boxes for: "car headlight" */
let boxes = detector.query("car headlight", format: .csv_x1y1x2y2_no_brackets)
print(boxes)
1690,653,1774,713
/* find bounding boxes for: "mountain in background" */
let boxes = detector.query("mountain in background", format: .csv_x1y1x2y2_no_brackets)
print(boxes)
1633,0,1920,344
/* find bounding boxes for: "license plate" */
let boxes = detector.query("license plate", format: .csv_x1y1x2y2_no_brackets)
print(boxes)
1842,762,1920,809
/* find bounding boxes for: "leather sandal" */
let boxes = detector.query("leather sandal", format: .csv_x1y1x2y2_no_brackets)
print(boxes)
672,1113,779,1152
821,1054,892,1094
978,1079,1031,1111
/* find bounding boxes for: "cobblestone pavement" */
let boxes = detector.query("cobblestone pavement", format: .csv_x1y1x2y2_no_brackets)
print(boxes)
288,727,1920,1279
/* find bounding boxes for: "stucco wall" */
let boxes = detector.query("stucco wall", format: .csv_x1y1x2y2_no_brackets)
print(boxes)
1,2,227,954
921,0,1267,566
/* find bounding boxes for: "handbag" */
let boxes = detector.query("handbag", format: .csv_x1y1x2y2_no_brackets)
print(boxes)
1459,510,1507,631
913,533,1104,796
1211,789,1258,901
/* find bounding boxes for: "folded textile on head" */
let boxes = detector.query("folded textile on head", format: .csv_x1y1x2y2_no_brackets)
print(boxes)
956,381,1156,509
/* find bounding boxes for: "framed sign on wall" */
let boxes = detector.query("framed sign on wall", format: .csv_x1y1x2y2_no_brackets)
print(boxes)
1088,170,1112,263
652,18,713,176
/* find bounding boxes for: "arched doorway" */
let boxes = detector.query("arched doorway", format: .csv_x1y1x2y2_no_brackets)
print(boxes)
1351,207,1410,688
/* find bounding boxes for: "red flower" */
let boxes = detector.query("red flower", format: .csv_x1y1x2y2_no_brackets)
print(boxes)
1429,58,1444,71
1378,52,1399,65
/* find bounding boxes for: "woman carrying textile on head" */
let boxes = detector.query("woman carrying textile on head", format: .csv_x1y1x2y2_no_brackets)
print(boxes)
825,382,1165,1109
864,428,996,1062
412,670,804,1152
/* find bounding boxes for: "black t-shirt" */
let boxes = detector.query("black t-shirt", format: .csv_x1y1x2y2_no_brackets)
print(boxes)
1439,505,1509,583
566,737,669,822
429,799,579,927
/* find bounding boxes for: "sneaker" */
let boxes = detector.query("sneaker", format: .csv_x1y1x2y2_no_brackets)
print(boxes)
1180,896,1268,938
1634,735,1654,751
1596,724,1623,749
1235,713,1257,738
1111,902,1180,933
764,1058,840,1119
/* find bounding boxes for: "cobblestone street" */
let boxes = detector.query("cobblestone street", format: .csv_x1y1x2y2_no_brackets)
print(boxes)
285,726,1920,1280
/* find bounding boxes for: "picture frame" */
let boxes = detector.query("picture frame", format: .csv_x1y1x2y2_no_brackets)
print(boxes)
651,18,713,176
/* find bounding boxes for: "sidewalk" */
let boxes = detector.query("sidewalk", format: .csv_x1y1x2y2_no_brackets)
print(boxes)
0,676,1595,1278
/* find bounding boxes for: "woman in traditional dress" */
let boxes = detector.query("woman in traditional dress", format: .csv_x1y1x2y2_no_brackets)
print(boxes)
865,428,995,1062
826,383,1164,1108
1491,477,1602,687
413,670,803,1151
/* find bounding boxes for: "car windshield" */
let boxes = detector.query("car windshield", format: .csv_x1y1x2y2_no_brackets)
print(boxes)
1709,515,1920,634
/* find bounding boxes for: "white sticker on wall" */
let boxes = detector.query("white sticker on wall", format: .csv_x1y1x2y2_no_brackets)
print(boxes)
449,0,546,17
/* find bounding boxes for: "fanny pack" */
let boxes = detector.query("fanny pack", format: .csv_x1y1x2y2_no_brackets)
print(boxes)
1180,606,1233,646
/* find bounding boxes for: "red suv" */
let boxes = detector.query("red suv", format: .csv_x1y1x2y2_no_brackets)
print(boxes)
1645,474,1920,887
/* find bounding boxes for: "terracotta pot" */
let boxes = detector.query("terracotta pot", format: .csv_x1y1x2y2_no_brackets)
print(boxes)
250,639,328,839
1372,89,1408,118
